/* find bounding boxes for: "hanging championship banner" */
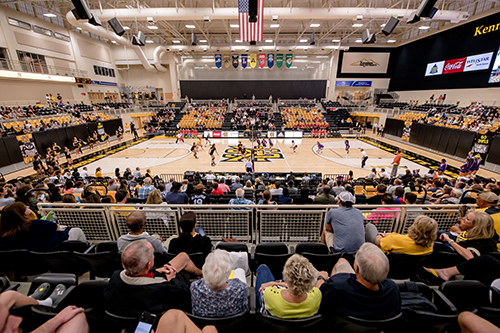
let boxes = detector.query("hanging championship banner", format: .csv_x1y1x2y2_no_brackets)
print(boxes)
267,54,274,68
250,54,257,68
215,54,222,68
223,54,231,68
241,54,248,68
276,54,283,68
232,55,239,68
16,133,38,164
286,54,293,68
258,54,266,68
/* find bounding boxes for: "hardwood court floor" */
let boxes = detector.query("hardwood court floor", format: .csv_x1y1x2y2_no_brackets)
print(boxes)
80,136,453,179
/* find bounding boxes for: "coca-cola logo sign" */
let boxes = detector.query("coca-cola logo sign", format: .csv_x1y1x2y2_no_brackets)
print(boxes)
443,57,466,74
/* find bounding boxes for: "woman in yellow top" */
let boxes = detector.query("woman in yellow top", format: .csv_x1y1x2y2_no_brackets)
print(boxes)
95,167,103,178
366,215,438,255
256,254,322,319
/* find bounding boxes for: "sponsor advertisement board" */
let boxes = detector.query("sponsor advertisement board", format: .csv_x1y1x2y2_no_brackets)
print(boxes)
488,47,500,83
425,61,445,76
335,80,372,87
463,52,494,72
341,52,390,74
443,57,466,74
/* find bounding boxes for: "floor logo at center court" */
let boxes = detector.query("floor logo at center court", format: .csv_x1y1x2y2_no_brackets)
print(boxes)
220,146,285,162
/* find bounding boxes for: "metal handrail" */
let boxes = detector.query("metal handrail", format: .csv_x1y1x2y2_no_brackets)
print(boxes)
0,58,87,77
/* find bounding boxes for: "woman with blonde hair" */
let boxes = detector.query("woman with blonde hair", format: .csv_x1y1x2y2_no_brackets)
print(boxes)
439,210,498,259
145,189,172,221
366,215,438,255
255,254,322,318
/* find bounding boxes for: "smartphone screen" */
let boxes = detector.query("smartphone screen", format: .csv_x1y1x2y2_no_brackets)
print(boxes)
134,311,156,333
195,226,205,237
134,321,153,333
40,194,46,200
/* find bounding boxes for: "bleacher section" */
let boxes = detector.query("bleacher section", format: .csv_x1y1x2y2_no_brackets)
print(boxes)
279,107,328,130
409,103,457,113
321,101,342,110
92,102,130,109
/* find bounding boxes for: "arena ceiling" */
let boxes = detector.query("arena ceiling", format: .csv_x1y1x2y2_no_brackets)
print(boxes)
2,0,500,52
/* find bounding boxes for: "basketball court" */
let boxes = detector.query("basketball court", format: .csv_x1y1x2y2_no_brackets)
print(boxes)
80,136,434,178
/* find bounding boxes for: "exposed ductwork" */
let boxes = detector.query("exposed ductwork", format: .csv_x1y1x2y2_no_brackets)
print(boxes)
92,7,469,23
154,46,168,72
66,11,157,72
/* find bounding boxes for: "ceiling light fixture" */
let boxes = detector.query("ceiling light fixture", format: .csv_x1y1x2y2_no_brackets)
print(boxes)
147,25,158,30
299,39,308,42
172,40,181,43
310,23,320,27
270,24,280,28
123,26,130,30
235,39,242,42
332,39,341,42
355,39,362,43
381,24,386,27
352,23,364,28
265,39,273,43
43,13,57,17
388,39,396,43
146,40,153,43
200,39,207,42
419,26,430,29
230,24,239,28
185,24,196,29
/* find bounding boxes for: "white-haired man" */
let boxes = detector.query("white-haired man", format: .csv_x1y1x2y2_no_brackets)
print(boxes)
317,243,400,319
228,188,254,210
137,177,156,200
104,239,202,318
435,189,462,204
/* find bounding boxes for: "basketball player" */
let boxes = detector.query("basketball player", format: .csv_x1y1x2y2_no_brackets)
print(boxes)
290,140,297,154
209,144,218,167
345,140,350,157
191,142,198,159
204,133,211,146
316,141,324,154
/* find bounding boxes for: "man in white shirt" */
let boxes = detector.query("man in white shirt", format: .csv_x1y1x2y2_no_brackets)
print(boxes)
80,167,89,178
378,168,391,179
360,149,368,168
133,167,143,179
204,171,216,181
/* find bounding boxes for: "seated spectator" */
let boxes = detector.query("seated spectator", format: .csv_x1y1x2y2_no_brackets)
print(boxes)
169,211,212,255
278,188,293,204
190,184,211,205
366,168,377,180
15,185,41,216
257,190,277,208
366,194,399,223
321,192,364,253
318,243,401,319
108,178,120,191
231,177,244,192
73,181,84,194
387,179,403,196
145,190,172,220
288,180,298,195
180,180,189,192
104,240,201,317
191,250,247,317
435,188,462,204
117,211,167,254
331,180,345,197
204,171,216,182
0,294,88,333
378,168,390,179
62,194,77,204
229,188,254,210
63,180,75,194
269,181,283,196
166,182,189,204
84,193,101,204
0,202,86,251
366,215,437,255
0,186,15,207
218,178,230,194
367,184,387,204
118,179,130,197
211,182,224,196
439,211,498,259
393,187,405,204
313,185,336,204
256,254,321,318
138,177,156,200
294,187,313,204
243,180,254,191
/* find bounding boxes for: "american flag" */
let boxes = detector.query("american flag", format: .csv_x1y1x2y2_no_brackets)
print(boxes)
238,0,264,42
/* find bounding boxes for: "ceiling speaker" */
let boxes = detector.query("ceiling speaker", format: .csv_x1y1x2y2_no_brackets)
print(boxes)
108,17,125,36
382,17,400,36
71,0,91,20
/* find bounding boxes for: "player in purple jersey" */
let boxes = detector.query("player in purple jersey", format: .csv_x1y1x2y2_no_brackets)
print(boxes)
317,141,324,154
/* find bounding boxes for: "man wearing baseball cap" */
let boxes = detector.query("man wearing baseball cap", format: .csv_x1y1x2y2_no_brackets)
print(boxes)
321,191,365,253
476,191,500,250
